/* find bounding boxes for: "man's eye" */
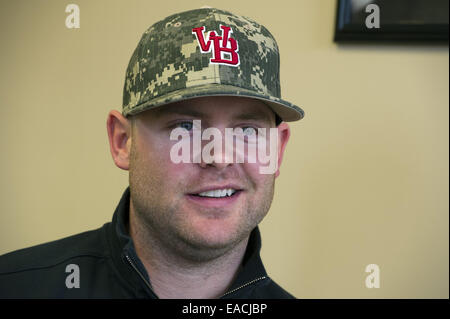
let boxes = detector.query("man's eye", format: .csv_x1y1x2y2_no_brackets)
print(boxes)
176,121,194,131
242,127,257,136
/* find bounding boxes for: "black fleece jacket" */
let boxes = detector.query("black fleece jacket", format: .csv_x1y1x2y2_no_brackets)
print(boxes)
0,188,294,299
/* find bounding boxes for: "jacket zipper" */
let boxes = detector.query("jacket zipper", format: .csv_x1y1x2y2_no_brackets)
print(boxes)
220,276,267,298
126,254,267,298
124,254,158,298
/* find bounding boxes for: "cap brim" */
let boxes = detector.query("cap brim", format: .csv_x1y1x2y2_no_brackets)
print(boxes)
123,83,304,122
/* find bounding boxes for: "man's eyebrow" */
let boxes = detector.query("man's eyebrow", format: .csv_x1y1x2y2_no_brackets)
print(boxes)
156,108,274,123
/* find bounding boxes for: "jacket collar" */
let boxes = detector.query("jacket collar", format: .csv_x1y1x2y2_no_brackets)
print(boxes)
109,187,268,297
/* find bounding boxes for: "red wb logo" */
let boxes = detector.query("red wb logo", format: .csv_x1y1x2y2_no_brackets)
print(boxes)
192,25,240,66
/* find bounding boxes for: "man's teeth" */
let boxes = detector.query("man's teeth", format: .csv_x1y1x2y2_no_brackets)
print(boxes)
197,188,237,198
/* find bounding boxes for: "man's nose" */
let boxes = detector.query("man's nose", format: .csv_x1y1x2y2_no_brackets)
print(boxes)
197,141,234,170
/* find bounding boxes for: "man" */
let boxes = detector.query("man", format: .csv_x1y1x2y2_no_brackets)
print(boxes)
0,7,304,298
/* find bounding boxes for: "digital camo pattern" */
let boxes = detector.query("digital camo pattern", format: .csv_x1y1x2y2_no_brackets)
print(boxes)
122,7,304,121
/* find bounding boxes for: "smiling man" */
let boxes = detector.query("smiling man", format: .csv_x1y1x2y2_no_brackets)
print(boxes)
0,7,304,298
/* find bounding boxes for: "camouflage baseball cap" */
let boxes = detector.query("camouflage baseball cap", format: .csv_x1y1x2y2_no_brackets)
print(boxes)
122,7,304,122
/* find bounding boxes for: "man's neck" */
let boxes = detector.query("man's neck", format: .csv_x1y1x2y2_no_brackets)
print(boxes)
128,207,249,299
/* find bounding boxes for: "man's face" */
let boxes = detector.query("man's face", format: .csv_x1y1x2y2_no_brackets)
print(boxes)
128,96,289,260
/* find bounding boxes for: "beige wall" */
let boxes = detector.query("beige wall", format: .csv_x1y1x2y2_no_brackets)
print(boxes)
0,0,448,298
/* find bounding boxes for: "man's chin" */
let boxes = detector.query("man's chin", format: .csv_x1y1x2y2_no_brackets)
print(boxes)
175,229,248,262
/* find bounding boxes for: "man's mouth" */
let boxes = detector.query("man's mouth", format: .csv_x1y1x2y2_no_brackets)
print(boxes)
187,186,243,207
187,188,243,209
193,188,238,198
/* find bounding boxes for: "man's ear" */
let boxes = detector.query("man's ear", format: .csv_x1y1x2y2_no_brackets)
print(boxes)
274,122,290,178
107,110,131,170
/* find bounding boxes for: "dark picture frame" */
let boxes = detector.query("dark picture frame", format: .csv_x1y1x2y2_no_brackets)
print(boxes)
334,0,449,42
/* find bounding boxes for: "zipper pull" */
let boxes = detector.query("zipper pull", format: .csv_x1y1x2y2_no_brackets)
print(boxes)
124,254,159,298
